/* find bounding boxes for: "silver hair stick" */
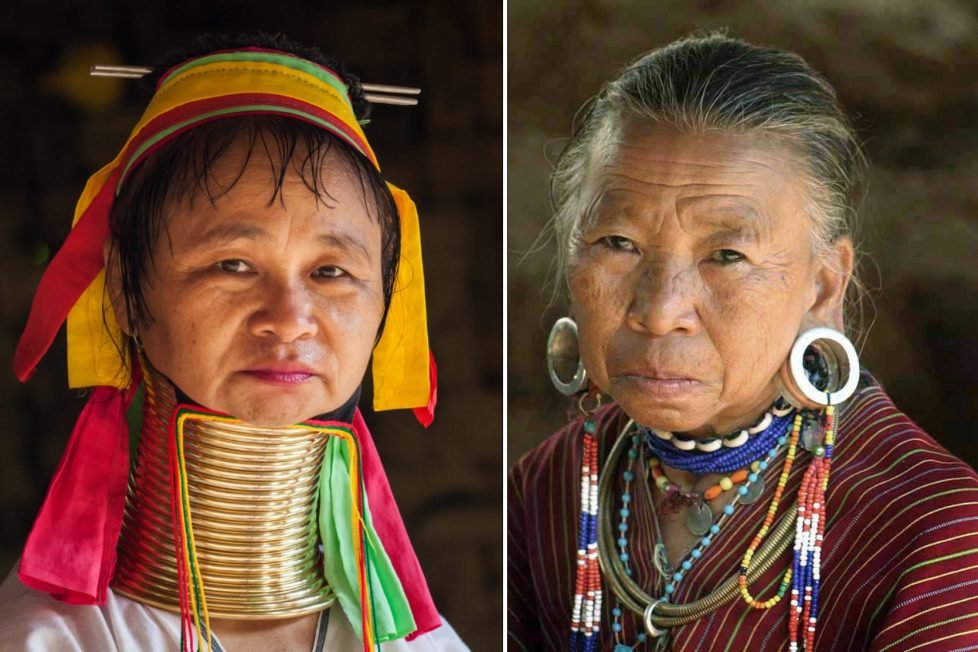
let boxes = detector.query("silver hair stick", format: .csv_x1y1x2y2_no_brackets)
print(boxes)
90,64,420,105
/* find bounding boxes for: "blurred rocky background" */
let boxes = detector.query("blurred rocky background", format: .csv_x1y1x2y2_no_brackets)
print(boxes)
509,0,978,467
0,1,501,649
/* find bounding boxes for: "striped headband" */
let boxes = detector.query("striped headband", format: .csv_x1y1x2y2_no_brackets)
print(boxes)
13,48,435,424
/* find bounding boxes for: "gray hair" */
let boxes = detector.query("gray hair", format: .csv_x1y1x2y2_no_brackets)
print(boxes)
551,32,868,336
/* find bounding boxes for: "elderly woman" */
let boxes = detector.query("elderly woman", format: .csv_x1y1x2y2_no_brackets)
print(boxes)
0,34,465,651
508,33,978,651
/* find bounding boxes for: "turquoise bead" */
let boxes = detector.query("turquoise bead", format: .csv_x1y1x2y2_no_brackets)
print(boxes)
760,461,769,470
612,622,622,632
710,524,720,534
622,493,632,503
738,486,748,496
623,470,635,481
628,449,638,459
691,549,702,558
584,420,597,434
612,607,622,617
665,583,675,594
618,537,628,548
620,552,629,562
673,572,683,582
618,523,628,532
748,472,759,482
701,536,712,547
638,633,648,642
723,504,735,515
614,645,631,652
681,560,692,571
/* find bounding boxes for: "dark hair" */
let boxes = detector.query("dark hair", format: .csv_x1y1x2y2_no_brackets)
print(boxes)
108,33,398,336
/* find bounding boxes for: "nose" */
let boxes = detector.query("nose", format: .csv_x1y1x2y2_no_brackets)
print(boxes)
247,279,319,343
626,259,700,336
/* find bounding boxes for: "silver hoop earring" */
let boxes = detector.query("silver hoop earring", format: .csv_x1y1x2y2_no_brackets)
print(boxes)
547,317,588,396
777,327,860,409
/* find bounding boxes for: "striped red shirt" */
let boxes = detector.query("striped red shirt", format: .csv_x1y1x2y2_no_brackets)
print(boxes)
509,377,978,650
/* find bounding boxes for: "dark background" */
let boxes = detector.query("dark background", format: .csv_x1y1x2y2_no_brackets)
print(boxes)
0,1,502,649
508,1,978,468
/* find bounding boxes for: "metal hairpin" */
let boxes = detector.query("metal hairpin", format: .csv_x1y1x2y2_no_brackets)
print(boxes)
90,64,420,106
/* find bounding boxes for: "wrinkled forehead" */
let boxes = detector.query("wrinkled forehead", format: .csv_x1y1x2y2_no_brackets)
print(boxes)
579,118,811,232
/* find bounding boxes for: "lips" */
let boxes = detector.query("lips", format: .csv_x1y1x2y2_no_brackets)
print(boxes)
242,363,317,386
609,361,703,399
612,374,701,400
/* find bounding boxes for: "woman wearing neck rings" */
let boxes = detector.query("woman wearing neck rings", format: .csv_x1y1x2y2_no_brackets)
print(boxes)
0,35,466,651
508,33,978,651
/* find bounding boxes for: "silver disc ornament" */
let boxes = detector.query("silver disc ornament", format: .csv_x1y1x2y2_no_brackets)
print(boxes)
686,500,714,536
739,477,766,504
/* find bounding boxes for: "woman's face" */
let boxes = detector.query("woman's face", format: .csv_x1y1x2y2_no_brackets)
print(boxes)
568,122,852,437
118,140,386,426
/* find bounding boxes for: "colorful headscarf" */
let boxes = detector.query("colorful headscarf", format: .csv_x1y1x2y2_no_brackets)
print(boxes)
12,47,440,647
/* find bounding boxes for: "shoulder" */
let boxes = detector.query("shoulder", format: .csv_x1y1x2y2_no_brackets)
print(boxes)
826,378,978,592
510,401,627,491
832,379,978,522
831,382,978,649
0,568,181,651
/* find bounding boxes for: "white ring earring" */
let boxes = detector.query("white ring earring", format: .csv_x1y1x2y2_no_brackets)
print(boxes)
546,317,588,396
777,327,860,408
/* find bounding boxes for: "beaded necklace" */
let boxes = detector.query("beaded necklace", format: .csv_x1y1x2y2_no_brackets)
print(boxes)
643,404,793,536
569,398,603,652
609,426,790,650
642,402,794,475
735,407,833,652
576,398,840,652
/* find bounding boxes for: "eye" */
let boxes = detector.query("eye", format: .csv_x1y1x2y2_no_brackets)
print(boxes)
217,259,252,273
313,265,347,279
709,249,746,265
599,235,638,253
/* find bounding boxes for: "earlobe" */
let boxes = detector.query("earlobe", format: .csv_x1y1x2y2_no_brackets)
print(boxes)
804,236,854,331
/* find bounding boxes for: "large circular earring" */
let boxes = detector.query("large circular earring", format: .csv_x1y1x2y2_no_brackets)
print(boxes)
777,327,860,408
547,316,588,396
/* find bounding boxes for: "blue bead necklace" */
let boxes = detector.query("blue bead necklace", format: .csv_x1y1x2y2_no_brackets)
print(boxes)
642,404,793,475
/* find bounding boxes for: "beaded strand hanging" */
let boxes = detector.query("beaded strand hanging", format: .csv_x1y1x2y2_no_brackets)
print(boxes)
569,393,603,652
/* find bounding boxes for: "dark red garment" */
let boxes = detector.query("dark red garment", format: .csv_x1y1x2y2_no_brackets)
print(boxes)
509,378,978,650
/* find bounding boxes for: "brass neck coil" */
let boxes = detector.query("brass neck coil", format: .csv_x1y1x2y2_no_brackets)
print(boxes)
112,365,336,619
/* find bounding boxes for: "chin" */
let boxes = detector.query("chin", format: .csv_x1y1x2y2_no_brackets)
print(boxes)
613,389,714,434
221,396,323,427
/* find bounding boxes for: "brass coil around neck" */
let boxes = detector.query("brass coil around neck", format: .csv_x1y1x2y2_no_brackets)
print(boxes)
112,364,336,619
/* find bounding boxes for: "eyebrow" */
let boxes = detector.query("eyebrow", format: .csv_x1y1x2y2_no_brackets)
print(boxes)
191,223,373,261
676,196,766,241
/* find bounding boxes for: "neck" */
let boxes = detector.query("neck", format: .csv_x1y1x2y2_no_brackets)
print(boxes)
112,364,337,619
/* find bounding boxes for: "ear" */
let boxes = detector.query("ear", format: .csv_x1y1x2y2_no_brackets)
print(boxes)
804,236,854,331
103,240,132,337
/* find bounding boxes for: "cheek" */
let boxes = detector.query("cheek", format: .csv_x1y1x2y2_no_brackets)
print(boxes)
705,268,805,379
138,287,240,388
568,260,628,379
